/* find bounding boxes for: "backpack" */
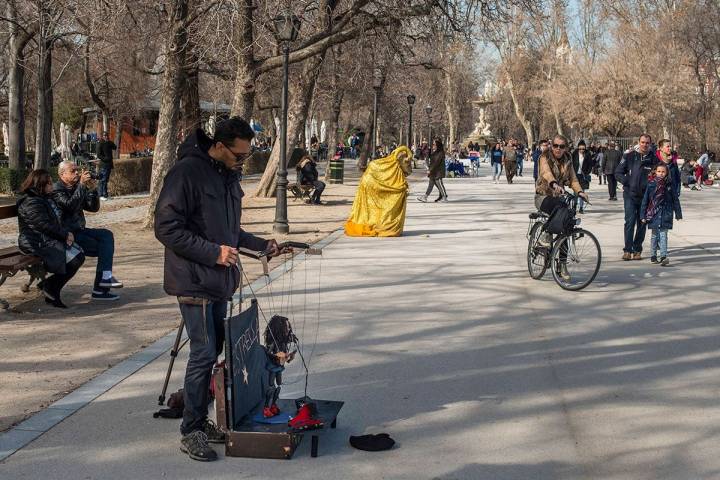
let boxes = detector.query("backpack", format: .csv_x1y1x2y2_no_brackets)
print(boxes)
545,205,574,235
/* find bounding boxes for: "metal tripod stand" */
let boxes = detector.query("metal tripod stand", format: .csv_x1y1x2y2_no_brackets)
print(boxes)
157,316,189,406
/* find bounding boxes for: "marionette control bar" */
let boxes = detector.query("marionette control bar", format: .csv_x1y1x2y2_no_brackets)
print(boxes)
237,241,322,261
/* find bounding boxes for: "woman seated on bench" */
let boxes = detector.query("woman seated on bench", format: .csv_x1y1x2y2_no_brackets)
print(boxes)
297,154,325,204
17,170,85,308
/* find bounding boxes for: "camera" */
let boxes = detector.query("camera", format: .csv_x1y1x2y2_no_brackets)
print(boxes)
88,172,100,180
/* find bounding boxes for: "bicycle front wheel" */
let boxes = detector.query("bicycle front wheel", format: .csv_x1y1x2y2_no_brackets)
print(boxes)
550,228,601,291
527,222,549,280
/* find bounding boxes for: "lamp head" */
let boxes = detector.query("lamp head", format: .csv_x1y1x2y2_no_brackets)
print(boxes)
273,11,301,43
407,94,416,105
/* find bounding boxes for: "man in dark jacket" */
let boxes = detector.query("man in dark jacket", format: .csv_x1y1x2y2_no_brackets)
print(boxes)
615,134,658,260
532,140,548,181
603,141,622,200
96,132,116,200
572,140,593,213
53,161,121,300
154,117,283,462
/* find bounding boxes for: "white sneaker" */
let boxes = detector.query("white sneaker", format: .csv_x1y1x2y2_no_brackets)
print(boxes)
100,196,108,201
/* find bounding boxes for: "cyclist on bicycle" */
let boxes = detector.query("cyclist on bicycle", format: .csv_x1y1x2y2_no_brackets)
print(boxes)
535,134,589,215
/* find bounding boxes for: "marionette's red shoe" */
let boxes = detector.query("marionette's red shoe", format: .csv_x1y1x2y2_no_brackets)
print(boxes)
288,403,324,431
263,406,276,418
270,404,281,416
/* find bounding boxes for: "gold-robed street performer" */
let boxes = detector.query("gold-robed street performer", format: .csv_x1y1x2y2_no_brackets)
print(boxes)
154,117,284,462
344,145,413,237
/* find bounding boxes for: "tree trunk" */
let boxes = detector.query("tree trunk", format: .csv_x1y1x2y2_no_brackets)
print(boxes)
34,39,54,170
144,0,190,228
113,116,122,158
180,50,201,138
254,55,325,197
553,107,563,136
444,71,457,147
506,74,534,147
230,0,256,120
7,1,33,170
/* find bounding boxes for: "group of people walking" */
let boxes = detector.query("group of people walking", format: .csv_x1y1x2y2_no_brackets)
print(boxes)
533,134,684,265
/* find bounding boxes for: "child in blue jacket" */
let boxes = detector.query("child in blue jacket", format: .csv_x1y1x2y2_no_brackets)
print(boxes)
640,163,682,266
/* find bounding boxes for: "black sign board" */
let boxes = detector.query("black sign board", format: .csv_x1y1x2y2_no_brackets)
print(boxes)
225,301,267,428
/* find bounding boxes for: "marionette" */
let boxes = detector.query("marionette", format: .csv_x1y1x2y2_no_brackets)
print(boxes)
262,314,297,417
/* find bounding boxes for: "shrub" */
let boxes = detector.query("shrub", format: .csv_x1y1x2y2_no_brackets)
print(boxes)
0,168,59,194
107,156,153,196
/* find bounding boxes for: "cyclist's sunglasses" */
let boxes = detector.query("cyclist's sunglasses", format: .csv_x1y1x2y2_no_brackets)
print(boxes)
552,143,567,150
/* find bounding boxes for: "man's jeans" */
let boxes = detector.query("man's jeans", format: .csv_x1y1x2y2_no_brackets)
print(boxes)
98,167,112,197
651,228,669,258
517,157,523,175
623,193,647,253
74,228,114,290
179,300,227,436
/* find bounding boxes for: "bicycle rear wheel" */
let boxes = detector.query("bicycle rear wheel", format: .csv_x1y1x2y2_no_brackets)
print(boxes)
550,228,601,291
527,222,549,279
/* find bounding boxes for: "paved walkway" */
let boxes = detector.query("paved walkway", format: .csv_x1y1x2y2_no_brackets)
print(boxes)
1,164,720,479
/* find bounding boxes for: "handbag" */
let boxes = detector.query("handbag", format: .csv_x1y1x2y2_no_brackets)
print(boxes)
545,205,574,234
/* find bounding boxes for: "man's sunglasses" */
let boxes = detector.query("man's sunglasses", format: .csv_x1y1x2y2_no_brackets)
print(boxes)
223,144,252,162
552,144,567,149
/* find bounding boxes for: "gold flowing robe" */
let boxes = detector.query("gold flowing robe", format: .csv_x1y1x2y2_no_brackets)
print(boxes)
344,146,412,237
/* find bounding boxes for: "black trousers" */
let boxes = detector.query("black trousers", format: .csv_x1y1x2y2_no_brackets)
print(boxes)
606,174,617,199
539,196,569,263
311,180,325,202
44,254,85,297
179,300,227,436
425,177,447,198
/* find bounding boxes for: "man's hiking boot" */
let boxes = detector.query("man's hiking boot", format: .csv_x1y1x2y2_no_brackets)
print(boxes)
632,252,642,260
180,430,217,461
557,263,571,281
651,256,659,264
660,257,670,266
622,252,631,261
202,419,226,444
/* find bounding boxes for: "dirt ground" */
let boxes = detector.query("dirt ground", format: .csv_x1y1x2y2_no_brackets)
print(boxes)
0,167,390,432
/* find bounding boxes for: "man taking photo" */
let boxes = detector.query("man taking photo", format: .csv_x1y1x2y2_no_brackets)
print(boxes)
154,117,284,462
53,161,122,301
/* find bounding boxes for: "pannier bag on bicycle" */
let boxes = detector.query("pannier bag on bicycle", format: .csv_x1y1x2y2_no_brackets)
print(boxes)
544,205,574,234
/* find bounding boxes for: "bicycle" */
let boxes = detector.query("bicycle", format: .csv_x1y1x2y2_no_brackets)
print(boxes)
526,192,602,291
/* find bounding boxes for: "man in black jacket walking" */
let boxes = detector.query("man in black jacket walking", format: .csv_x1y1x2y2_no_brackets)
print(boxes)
603,141,622,200
615,134,657,260
154,117,282,462
96,132,116,200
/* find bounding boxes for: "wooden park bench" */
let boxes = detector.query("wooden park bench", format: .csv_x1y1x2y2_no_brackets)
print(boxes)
288,182,314,202
0,204,45,309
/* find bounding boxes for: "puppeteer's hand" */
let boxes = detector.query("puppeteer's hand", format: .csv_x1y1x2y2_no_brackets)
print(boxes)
267,239,292,258
579,192,589,203
553,183,564,196
216,245,238,267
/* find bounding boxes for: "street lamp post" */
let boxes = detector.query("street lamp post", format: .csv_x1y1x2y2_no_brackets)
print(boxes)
272,12,301,235
407,94,415,148
371,68,382,159
425,105,433,144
